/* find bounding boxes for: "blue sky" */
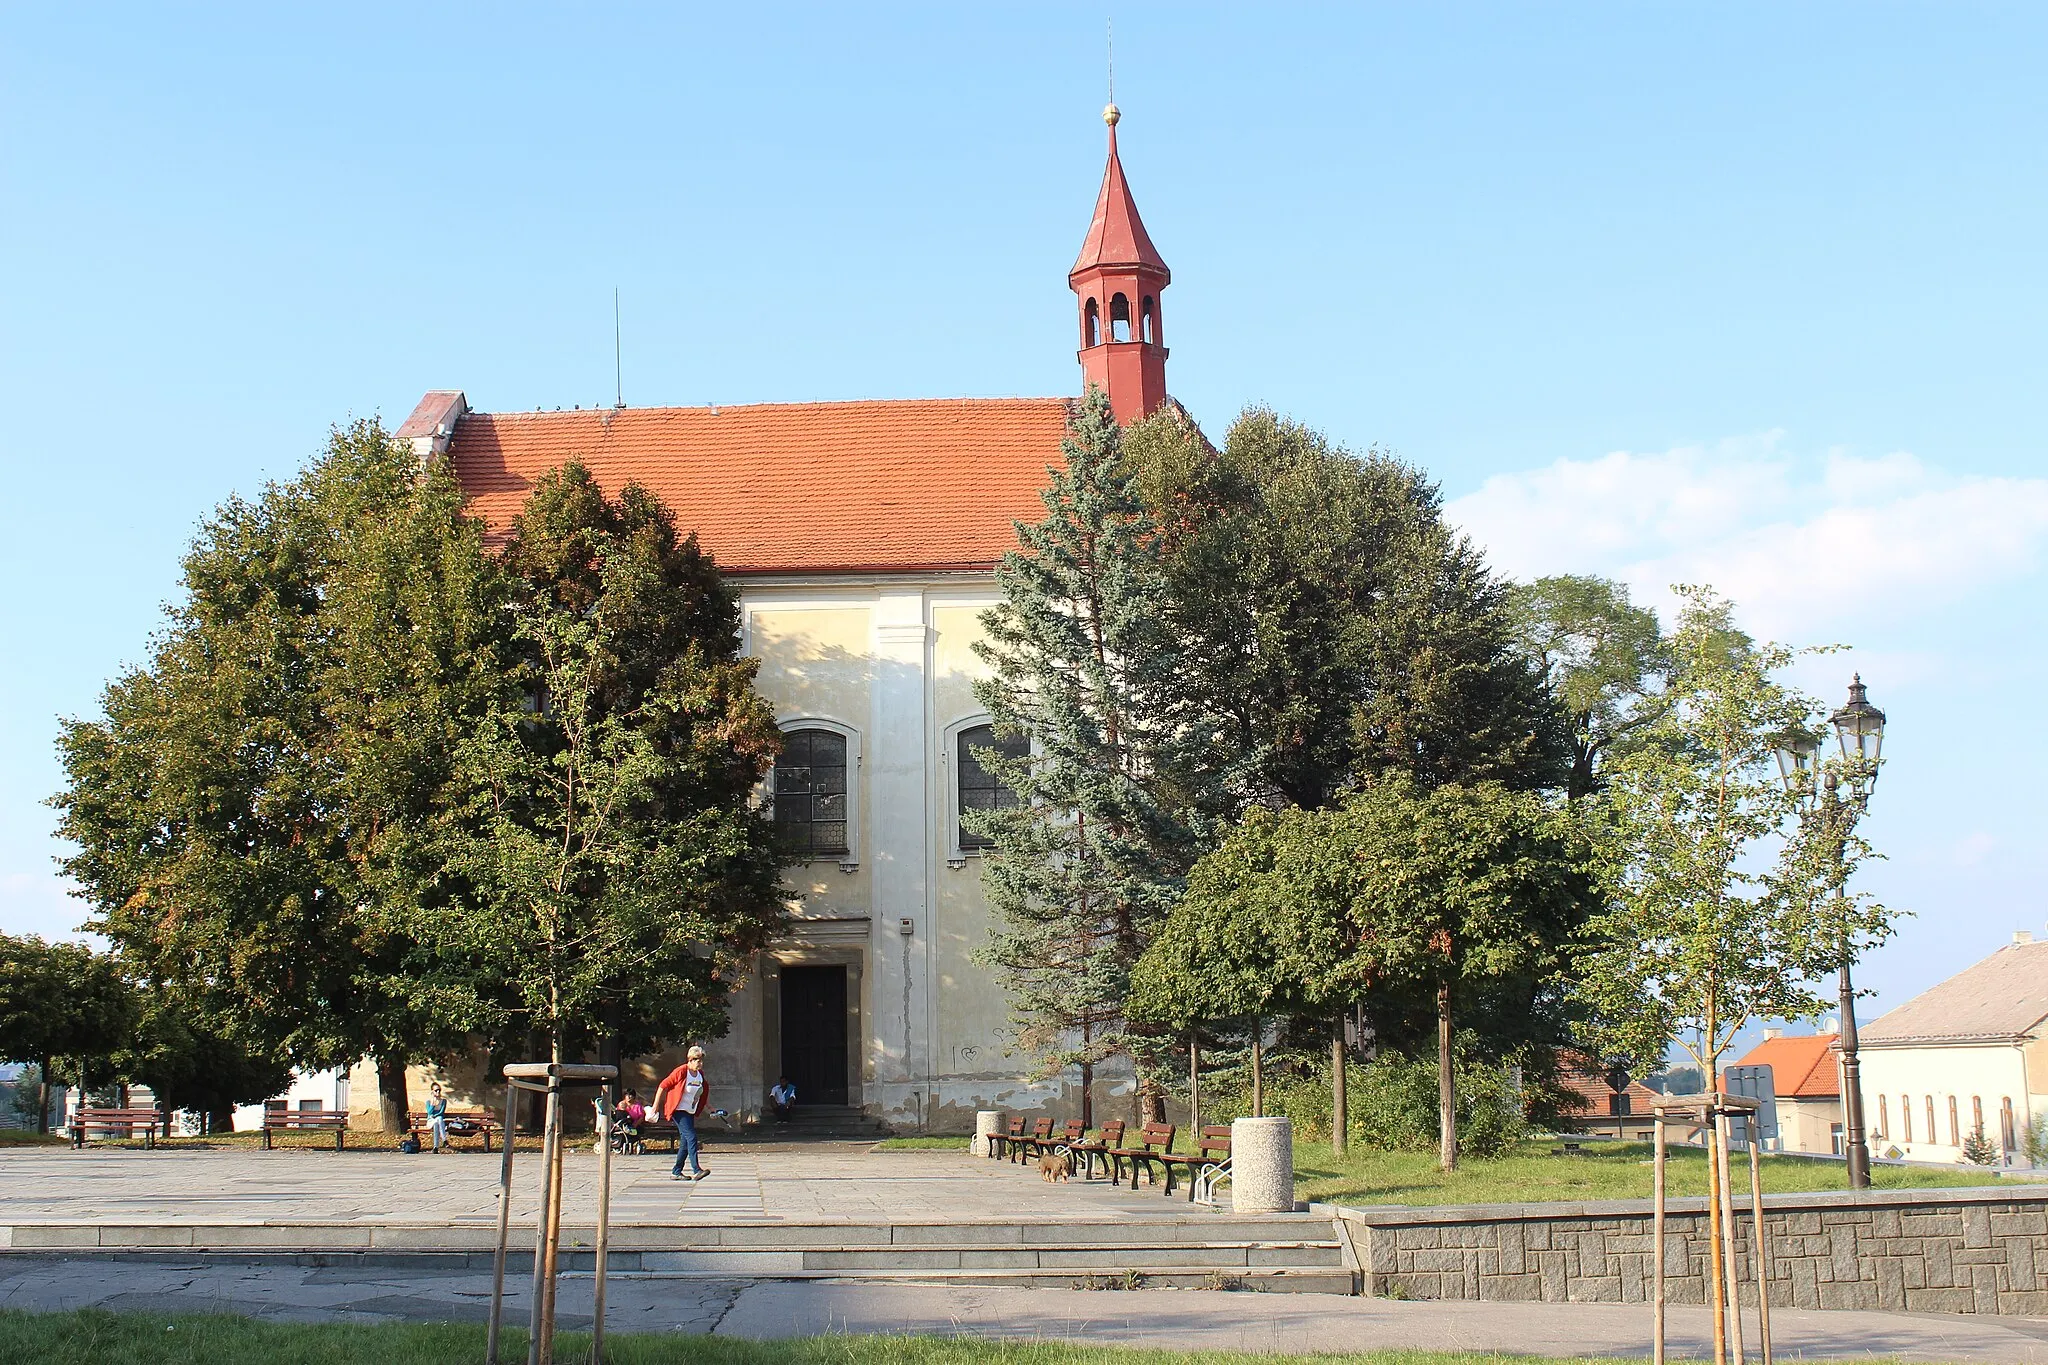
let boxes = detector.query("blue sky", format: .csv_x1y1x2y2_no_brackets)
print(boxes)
3,4,2044,1030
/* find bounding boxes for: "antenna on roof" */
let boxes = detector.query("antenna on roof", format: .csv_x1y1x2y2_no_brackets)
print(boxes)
613,288,624,409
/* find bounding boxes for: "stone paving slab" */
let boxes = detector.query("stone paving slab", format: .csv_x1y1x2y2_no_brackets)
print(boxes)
4,1257,2048,1360
0,1143,1233,1229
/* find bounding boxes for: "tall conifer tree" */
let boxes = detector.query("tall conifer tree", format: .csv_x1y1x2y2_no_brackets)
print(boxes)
970,387,1212,1123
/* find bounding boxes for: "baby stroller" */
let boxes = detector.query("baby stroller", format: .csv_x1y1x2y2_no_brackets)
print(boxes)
606,1099,647,1156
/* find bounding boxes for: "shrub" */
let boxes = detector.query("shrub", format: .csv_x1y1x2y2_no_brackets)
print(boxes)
1198,1049,1528,1159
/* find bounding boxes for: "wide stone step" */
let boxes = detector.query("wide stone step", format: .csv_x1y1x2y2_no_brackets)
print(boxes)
571,1265,1359,1294
2,1215,1337,1254
627,1240,1345,1272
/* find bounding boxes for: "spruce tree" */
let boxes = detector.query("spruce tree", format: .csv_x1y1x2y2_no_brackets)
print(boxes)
970,386,1213,1124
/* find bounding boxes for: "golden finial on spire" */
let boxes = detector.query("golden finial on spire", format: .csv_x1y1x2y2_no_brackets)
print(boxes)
1104,103,1120,127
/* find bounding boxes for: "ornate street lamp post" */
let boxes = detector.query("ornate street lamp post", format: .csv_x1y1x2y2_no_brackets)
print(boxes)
1778,675,1886,1189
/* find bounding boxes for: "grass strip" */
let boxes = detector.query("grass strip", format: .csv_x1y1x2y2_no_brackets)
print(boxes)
1294,1138,2029,1208
0,1309,1965,1365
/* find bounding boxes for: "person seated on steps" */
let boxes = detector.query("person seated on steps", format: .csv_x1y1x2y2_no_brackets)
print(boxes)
769,1076,796,1123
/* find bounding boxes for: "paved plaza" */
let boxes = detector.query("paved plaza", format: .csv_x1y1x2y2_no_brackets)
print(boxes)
0,1141,1213,1230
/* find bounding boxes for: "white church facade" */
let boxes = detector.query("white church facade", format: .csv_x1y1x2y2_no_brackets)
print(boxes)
360,107,1179,1132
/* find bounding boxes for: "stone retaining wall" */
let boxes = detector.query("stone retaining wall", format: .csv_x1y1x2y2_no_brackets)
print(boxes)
1323,1185,2048,1315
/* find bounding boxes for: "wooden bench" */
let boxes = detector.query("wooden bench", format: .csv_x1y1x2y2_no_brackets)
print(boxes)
1010,1117,1055,1165
261,1109,349,1150
638,1118,680,1152
1066,1119,1125,1180
987,1116,1026,1161
70,1107,166,1148
1157,1124,1231,1200
408,1109,500,1152
1107,1121,1176,1188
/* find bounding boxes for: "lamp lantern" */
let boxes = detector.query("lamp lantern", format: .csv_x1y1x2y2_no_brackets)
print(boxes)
1775,730,1819,812
1830,674,1886,793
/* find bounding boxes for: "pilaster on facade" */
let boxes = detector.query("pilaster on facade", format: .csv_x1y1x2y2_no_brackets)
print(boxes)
868,599,933,1119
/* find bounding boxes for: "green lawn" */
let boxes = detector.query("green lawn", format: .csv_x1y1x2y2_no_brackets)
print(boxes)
1296,1138,2033,1208
0,1310,1961,1365
0,1127,68,1147
873,1136,972,1151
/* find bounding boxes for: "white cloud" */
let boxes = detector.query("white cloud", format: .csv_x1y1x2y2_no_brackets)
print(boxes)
1449,437,2048,640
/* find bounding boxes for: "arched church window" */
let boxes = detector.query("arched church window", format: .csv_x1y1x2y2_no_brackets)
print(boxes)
1085,298,1102,347
774,728,849,857
957,724,1028,851
1141,296,1156,344
1110,293,1132,343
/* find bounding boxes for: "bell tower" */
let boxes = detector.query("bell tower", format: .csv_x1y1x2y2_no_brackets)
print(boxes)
1070,104,1170,425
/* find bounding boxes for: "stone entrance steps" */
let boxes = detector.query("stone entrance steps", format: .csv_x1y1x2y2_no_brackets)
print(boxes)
2,1215,1358,1294
728,1105,895,1141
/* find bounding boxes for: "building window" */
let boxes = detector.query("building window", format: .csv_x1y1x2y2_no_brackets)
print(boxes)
1608,1092,1630,1117
774,728,849,857
2002,1098,2017,1152
265,1099,288,1114
1831,1124,1844,1156
1876,1094,1888,1139
1901,1097,1912,1143
1949,1095,1961,1147
298,1099,324,1113
1926,1096,1937,1145
957,724,1028,851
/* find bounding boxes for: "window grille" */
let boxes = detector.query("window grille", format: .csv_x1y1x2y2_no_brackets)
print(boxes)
774,728,850,857
957,724,1027,851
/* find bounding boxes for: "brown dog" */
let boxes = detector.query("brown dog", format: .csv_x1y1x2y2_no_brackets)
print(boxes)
1038,1151,1070,1182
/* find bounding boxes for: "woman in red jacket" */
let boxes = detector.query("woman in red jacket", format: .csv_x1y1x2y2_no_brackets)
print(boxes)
655,1045,710,1180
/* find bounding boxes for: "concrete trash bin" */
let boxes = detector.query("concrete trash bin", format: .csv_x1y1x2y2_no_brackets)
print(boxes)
1230,1116,1294,1213
972,1110,1001,1158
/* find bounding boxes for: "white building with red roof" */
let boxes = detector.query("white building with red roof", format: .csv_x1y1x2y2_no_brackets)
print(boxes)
1854,933,2048,1165
389,108,1182,1132
1731,1030,1842,1156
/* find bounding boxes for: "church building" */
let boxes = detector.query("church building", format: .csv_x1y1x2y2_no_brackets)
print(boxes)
391,106,1179,1132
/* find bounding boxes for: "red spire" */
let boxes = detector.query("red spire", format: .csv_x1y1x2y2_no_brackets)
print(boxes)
1070,112,1170,284
1068,105,1171,426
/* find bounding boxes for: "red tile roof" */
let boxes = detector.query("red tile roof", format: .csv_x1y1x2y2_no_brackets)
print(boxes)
445,398,1072,575
1732,1034,1841,1099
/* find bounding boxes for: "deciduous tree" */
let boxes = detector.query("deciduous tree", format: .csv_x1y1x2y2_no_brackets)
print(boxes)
424,465,787,1067
1509,575,1668,800
1572,587,1895,1090
52,422,497,1130
0,935,133,1133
